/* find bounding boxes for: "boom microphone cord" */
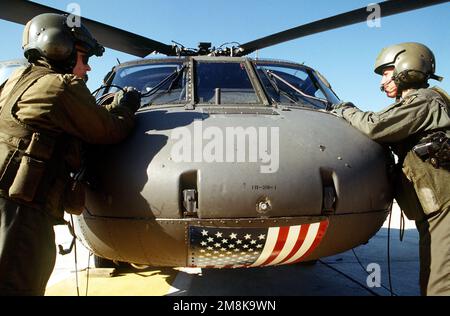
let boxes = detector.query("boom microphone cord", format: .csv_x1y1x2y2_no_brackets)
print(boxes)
319,206,399,296
399,209,406,241
351,247,398,296
86,252,92,296
387,208,394,296
318,259,380,296
70,215,80,296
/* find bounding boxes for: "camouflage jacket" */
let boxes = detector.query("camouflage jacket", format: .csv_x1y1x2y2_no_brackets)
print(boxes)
332,87,450,220
0,61,135,221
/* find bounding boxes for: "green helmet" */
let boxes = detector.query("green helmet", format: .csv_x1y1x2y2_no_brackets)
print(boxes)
374,42,443,86
22,13,104,63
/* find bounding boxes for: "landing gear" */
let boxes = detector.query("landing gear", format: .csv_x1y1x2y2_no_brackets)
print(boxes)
93,255,150,271
93,255,117,268
130,263,150,270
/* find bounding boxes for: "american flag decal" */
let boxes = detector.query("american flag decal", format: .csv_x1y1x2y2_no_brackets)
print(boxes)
188,220,328,268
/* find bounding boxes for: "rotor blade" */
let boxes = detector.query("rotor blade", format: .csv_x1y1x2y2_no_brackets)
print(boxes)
0,0,176,57
238,0,449,56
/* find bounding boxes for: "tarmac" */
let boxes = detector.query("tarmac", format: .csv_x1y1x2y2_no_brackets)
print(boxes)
45,202,420,296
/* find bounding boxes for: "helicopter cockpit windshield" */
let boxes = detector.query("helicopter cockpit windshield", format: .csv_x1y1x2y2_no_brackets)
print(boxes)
101,58,339,109
196,61,259,105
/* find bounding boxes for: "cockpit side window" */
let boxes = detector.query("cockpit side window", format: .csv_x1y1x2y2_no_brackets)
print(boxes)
109,62,186,106
255,62,338,109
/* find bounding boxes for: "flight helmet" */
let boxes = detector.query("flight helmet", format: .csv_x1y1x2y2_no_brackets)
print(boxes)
22,13,104,70
374,42,442,89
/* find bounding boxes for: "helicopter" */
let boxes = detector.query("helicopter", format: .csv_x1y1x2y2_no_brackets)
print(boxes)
0,0,447,269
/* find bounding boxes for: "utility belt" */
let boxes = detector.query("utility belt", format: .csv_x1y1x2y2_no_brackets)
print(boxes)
0,131,55,205
412,131,450,169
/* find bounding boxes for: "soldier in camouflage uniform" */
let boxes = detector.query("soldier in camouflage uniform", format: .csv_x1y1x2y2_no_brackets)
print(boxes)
0,13,141,295
332,42,449,296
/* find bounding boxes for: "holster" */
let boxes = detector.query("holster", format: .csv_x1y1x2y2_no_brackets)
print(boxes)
8,132,55,202
412,131,450,169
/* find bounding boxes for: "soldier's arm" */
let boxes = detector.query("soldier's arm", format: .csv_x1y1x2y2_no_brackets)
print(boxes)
50,75,135,144
337,96,432,143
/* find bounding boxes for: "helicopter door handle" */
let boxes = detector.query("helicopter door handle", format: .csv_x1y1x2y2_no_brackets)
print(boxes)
183,189,198,217
323,186,336,214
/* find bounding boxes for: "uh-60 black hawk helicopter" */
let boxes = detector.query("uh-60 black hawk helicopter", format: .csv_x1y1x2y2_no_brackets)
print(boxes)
0,0,447,269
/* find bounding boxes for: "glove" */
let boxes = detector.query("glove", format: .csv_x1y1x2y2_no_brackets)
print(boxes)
114,87,141,113
329,102,356,117
330,101,356,111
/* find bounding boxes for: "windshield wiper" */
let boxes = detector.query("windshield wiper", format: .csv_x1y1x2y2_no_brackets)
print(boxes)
140,65,186,108
265,69,329,107
141,65,186,98
262,69,298,104
167,65,186,92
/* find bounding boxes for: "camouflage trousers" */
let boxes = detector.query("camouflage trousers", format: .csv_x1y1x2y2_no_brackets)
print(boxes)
416,207,450,296
0,197,56,296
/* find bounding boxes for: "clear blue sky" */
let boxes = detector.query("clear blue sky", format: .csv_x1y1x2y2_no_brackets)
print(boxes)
1,0,449,111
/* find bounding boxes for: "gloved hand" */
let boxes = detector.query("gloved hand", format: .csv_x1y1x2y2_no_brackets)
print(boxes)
114,87,141,113
329,101,356,117
329,101,356,111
